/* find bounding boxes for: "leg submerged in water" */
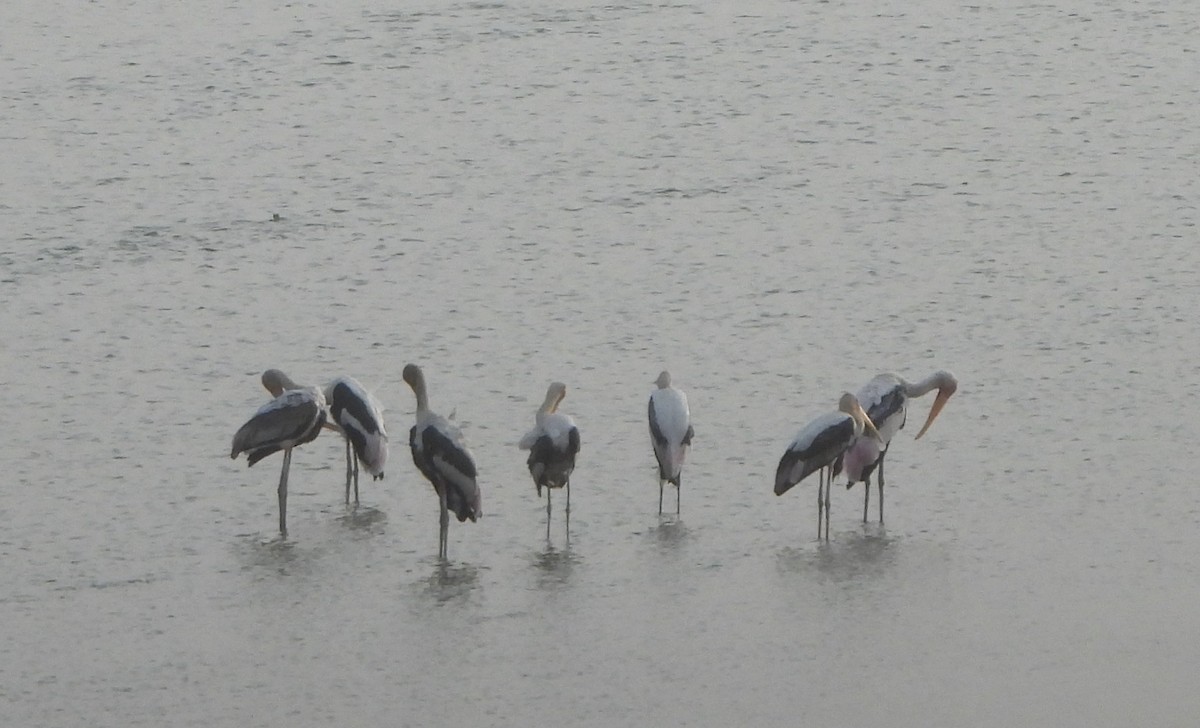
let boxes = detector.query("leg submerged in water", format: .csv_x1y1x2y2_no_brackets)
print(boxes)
277,449,292,537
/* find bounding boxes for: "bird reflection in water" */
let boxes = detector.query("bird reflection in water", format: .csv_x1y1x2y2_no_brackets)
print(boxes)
335,505,387,534
423,561,480,605
532,544,580,589
235,535,321,579
777,528,898,584
649,518,689,550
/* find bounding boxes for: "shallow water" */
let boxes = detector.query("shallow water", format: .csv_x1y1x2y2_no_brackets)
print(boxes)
3,0,1199,725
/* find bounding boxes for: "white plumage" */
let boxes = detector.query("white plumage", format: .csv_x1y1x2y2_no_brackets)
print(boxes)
648,370,693,515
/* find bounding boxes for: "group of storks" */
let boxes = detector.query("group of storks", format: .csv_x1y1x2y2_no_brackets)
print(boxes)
231,364,957,556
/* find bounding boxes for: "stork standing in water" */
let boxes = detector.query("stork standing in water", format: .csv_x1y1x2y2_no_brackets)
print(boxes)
403,364,481,559
230,369,328,537
774,393,881,540
842,370,958,523
519,382,581,538
324,376,388,505
648,370,693,515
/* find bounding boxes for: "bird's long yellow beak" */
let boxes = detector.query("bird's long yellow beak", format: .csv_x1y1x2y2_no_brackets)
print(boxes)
855,403,881,441
862,412,881,441
914,388,952,440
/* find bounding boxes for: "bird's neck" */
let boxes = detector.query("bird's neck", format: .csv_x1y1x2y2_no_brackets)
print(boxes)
413,388,429,414
905,373,944,398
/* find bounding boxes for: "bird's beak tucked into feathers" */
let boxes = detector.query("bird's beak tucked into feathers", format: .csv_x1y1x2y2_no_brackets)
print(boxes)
858,406,881,441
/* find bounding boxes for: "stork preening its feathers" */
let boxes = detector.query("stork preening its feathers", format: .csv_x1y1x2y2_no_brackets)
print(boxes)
230,369,327,537
324,376,388,505
403,364,481,559
842,370,958,523
519,381,581,537
774,392,880,540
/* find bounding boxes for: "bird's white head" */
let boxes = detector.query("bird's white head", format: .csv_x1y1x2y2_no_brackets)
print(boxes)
403,364,427,391
654,371,672,389
402,364,422,388
261,369,299,397
543,382,568,414
402,364,429,411
914,370,958,440
838,392,881,441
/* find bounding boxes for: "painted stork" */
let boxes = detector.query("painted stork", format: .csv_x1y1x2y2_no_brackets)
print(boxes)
402,364,481,559
230,369,328,537
774,392,880,540
518,382,581,538
843,370,958,523
648,370,693,515
324,376,388,505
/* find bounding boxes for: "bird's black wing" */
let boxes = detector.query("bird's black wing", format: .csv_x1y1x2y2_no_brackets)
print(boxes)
648,396,667,448
231,396,322,466
567,426,581,457
774,417,855,495
867,387,907,431
420,425,480,522
331,381,384,436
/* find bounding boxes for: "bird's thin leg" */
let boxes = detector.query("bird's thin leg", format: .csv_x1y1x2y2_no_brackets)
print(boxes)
658,481,664,516
863,474,870,523
546,489,552,540
878,452,886,524
824,467,832,540
821,468,826,540
353,453,360,504
278,448,292,537
344,440,352,504
817,468,824,539
565,481,571,538
438,486,449,560
676,477,681,515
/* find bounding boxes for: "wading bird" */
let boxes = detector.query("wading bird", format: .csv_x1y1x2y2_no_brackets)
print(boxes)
325,376,388,504
842,370,958,523
230,369,328,537
519,382,581,538
403,364,481,559
648,370,693,515
774,393,880,540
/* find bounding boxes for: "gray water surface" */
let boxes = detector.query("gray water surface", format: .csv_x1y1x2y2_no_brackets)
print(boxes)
3,1,1199,726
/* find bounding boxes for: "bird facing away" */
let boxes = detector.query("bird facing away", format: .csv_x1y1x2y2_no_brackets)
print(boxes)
774,392,880,540
403,363,482,559
324,376,388,505
518,382,581,538
648,370,694,515
842,370,958,523
230,369,328,537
